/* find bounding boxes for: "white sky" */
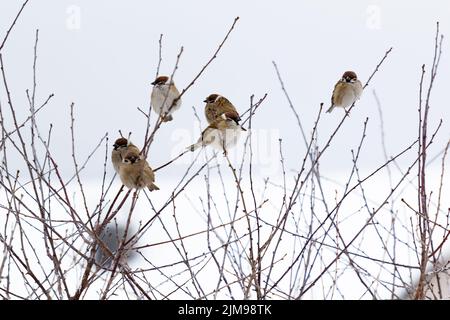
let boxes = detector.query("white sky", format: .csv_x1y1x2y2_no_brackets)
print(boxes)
1,0,449,179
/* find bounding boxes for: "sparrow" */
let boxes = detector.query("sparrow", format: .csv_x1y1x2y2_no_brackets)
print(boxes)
151,75,181,122
326,71,363,113
111,137,140,174
118,150,159,191
188,114,245,152
204,94,241,126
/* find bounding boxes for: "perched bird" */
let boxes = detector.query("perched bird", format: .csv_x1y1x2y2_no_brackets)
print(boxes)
188,114,246,152
118,150,159,191
204,94,241,125
326,71,363,113
151,75,181,122
111,137,140,174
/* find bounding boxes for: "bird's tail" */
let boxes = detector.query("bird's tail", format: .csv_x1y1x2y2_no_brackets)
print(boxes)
148,183,160,191
161,114,173,122
326,105,334,113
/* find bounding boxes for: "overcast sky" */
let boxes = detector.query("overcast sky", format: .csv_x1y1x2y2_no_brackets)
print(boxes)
1,0,449,180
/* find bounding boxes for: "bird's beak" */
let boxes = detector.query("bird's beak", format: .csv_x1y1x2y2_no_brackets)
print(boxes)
151,81,156,85
203,99,208,103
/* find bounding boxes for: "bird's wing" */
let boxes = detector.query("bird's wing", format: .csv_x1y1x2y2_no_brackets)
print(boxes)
217,97,240,122
171,84,181,97
169,84,181,103
353,80,363,99
143,163,155,182
330,81,339,106
223,111,241,123
332,81,348,107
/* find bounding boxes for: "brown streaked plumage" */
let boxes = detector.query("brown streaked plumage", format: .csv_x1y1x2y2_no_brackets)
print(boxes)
111,137,141,174
204,94,241,125
327,71,363,113
118,150,159,191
